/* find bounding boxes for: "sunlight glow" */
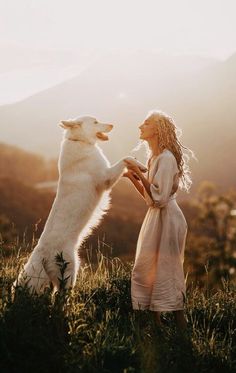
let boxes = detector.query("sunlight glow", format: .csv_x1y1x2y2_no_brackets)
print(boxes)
0,0,235,58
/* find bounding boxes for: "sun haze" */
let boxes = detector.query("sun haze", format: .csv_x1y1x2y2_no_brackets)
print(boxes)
0,0,235,58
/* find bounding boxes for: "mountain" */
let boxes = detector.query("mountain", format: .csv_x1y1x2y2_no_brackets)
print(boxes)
0,50,235,192
0,142,58,183
0,44,99,105
0,44,94,75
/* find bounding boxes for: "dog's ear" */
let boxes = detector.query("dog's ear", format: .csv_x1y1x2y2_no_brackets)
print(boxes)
59,120,82,129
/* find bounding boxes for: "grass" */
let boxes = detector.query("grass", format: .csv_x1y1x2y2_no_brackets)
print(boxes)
0,245,236,373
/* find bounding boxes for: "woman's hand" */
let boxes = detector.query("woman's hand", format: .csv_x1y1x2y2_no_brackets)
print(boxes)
123,170,140,180
124,160,142,177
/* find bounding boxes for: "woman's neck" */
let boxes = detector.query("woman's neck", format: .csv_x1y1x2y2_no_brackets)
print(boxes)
147,137,162,157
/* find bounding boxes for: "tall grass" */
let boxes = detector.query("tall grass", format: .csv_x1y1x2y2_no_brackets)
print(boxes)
0,244,236,373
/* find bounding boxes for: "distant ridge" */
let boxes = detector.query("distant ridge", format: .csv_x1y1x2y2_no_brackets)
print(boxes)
0,50,235,191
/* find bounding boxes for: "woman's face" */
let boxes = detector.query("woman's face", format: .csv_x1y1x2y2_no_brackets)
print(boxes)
139,116,158,140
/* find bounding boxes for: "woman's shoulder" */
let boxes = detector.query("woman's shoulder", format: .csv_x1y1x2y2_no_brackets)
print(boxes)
158,149,178,170
148,149,177,170
159,149,175,161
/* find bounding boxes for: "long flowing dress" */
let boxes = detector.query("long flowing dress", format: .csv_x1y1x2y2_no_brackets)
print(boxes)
131,149,188,312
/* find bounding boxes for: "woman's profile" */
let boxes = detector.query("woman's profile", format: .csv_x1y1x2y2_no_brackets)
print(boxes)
124,110,195,330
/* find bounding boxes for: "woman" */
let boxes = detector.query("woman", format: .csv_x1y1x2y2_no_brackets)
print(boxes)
124,110,194,330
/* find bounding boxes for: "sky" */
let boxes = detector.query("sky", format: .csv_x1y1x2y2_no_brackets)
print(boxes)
0,0,236,58
0,0,235,104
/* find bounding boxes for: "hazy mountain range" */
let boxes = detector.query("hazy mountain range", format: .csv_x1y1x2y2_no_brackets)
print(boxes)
0,44,98,104
0,50,235,192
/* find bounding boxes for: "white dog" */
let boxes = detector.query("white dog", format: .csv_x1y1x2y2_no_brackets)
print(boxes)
15,116,147,293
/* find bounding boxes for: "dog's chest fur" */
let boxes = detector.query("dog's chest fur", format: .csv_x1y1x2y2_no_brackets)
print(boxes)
58,139,110,186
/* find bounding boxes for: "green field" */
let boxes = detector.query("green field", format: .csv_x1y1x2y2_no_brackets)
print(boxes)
0,247,236,373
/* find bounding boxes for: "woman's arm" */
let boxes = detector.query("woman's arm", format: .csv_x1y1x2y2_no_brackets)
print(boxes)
137,172,152,199
123,171,145,199
124,161,153,199
125,154,178,208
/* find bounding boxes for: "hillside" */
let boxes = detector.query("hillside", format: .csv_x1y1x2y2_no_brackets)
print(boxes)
0,250,236,373
0,142,58,183
0,176,54,241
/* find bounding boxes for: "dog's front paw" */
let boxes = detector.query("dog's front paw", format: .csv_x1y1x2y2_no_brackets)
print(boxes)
124,156,147,172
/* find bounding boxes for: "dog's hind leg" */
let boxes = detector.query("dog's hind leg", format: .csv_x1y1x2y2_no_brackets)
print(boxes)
15,259,50,294
46,250,79,292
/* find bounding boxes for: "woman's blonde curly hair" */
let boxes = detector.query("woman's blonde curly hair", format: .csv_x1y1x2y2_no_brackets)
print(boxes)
144,110,196,193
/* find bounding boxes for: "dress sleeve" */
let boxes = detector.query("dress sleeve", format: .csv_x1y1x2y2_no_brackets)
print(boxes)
145,154,179,208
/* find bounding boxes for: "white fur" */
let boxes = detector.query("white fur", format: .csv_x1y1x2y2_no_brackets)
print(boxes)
15,116,147,293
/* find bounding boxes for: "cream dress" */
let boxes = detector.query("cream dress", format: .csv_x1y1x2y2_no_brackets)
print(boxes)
131,149,188,312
